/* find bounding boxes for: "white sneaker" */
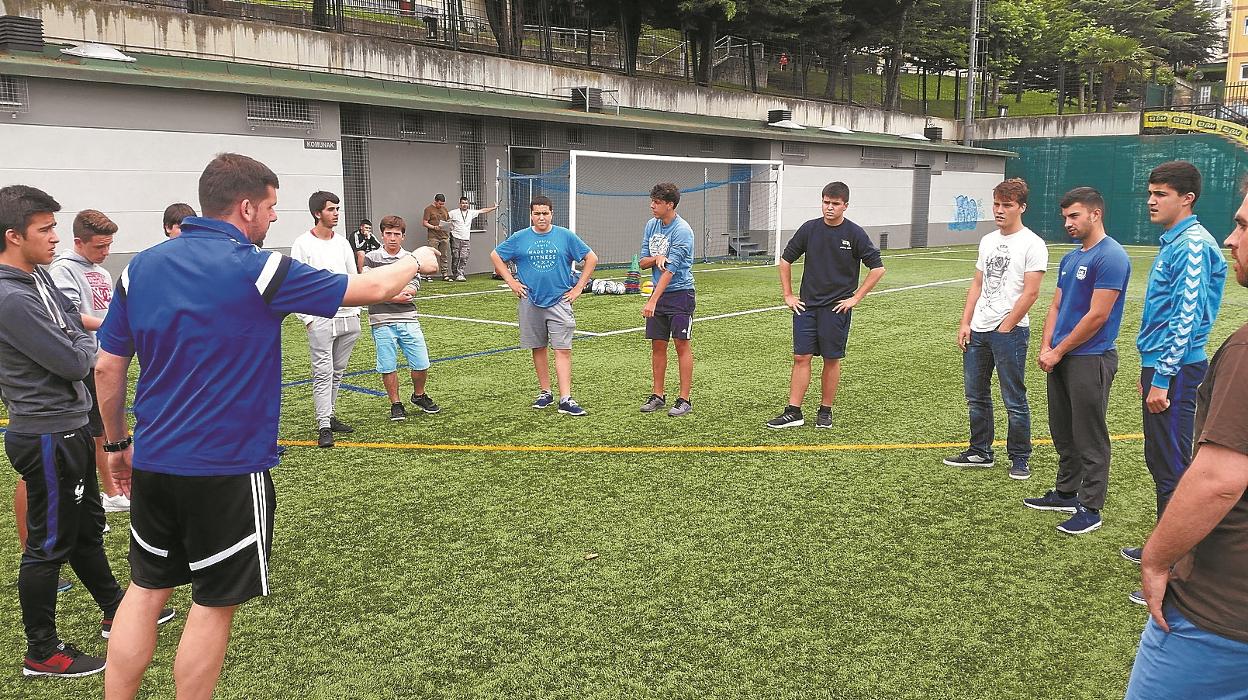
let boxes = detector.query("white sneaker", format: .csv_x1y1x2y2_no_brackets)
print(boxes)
101,493,130,513
454,274,467,282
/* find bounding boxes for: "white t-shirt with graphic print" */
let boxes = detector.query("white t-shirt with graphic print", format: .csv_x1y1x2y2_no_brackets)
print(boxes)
970,227,1048,332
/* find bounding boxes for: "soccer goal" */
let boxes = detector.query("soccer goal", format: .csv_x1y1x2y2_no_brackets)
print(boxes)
568,150,784,266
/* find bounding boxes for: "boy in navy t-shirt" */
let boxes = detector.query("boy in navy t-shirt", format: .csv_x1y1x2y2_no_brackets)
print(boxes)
491,195,598,416
767,182,885,429
1025,187,1131,534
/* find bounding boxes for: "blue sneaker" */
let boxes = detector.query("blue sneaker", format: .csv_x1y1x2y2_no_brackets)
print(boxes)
1023,490,1078,513
1008,459,1031,480
1128,590,1147,606
56,578,73,594
1057,504,1102,535
531,391,554,409
558,398,587,416
1120,546,1142,565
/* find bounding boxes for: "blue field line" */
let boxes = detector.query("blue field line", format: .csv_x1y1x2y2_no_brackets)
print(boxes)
339,383,387,397
279,343,527,395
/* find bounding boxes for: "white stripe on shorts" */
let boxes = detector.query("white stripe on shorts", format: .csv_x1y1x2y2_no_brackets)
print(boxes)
251,473,270,595
187,533,258,571
131,526,169,558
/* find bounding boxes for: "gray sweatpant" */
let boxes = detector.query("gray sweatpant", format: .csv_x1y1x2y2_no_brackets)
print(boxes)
307,315,362,429
451,237,470,279
1048,350,1117,511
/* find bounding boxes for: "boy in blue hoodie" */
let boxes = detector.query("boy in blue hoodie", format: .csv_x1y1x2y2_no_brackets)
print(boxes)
1121,161,1227,605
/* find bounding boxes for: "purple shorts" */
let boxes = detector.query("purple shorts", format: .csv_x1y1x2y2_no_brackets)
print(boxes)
645,289,696,341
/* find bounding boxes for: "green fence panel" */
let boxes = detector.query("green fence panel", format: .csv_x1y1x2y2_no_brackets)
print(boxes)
983,133,1248,245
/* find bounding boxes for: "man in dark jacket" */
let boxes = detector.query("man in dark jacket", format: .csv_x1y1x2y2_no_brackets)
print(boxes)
0,185,170,678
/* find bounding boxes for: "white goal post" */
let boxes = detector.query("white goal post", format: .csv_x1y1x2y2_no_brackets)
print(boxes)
567,150,785,266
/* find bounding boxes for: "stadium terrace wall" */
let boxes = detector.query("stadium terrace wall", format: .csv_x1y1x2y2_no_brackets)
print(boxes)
0,73,1006,276
1,0,952,137
984,133,1248,246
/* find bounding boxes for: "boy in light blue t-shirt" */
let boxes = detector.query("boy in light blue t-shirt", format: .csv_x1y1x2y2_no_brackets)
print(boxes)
639,182,696,417
490,195,598,416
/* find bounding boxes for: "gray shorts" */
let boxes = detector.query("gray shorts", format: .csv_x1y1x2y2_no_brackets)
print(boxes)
518,297,576,349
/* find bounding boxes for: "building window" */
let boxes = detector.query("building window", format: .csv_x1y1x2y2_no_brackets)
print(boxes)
636,131,655,150
0,75,27,112
699,136,715,153
245,96,317,129
781,141,808,157
566,126,586,146
1241,63,1248,81
399,113,426,137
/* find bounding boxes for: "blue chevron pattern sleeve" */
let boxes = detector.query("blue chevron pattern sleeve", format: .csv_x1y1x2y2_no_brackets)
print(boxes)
1147,228,1227,390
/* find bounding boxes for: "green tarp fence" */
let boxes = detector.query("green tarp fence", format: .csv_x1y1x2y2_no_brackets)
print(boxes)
982,133,1248,246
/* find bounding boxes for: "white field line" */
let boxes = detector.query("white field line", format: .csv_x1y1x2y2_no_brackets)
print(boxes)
581,275,976,337
418,313,601,336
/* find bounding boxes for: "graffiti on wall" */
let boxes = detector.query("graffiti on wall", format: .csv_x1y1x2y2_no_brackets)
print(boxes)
949,195,982,231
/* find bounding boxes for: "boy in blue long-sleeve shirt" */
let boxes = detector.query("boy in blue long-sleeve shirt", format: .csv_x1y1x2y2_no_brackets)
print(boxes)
1121,161,1228,605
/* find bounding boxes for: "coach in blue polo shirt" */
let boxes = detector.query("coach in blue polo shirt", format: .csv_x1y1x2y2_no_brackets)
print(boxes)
1024,187,1131,536
93,153,438,698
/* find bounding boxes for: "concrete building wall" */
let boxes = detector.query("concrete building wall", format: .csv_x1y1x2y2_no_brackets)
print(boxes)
2,0,954,136
0,122,344,269
968,112,1141,141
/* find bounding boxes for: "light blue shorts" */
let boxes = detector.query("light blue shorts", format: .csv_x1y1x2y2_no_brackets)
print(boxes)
372,322,430,374
1126,604,1248,699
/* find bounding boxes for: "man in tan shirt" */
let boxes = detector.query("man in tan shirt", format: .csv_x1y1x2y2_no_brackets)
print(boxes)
422,193,452,281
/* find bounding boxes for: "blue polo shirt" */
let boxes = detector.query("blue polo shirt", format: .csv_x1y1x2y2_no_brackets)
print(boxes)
1052,235,1131,355
494,225,592,308
97,217,348,476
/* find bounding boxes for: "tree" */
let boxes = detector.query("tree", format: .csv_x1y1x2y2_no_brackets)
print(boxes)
1070,24,1154,111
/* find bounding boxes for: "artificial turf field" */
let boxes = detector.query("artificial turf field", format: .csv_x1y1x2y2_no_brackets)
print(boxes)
1,242,1243,699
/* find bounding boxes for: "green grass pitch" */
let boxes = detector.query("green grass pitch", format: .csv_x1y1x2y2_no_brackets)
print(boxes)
2,243,1243,698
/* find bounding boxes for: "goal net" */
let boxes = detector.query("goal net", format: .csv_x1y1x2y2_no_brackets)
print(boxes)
567,151,784,267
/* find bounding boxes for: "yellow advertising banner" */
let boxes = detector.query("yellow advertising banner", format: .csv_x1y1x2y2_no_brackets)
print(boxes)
1143,111,1248,148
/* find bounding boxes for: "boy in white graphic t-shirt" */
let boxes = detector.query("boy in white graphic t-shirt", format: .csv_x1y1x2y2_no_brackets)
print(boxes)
945,178,1049,479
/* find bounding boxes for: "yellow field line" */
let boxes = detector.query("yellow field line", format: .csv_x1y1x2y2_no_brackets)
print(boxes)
278,434,1146,453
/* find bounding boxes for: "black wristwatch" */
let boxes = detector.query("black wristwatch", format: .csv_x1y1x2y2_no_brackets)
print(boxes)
102,436,132,453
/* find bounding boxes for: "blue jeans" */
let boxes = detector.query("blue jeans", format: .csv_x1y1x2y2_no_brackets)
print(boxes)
1126,605,1248,699
963,327,1032,462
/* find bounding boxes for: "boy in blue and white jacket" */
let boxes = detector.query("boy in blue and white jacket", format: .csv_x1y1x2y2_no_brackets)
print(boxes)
1122,162,1228,592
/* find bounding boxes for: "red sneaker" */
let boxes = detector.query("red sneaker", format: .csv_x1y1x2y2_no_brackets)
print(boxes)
22,642,105,677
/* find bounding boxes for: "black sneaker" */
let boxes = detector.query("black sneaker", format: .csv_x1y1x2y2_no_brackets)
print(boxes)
766,407,804,429
22,642,105,677
102,607,176,639
1128,590,1147,606
815,408,832,429
942,449,994,467
1120,546,1143,565
1056,504,1102,535
317,427,334,448
411,393,441,414
389,402,407,421
328,417,354,433
56,578,73,594
1023,490,1078,513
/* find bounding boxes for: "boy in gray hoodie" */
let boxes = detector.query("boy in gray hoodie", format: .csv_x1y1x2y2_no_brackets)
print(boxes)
0,186,134,678
49,209,129,512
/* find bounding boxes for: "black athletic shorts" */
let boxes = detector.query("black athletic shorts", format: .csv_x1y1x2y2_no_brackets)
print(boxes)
792,305,852,359
82,369,104,438
129,469,275,607
645,289,696,341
